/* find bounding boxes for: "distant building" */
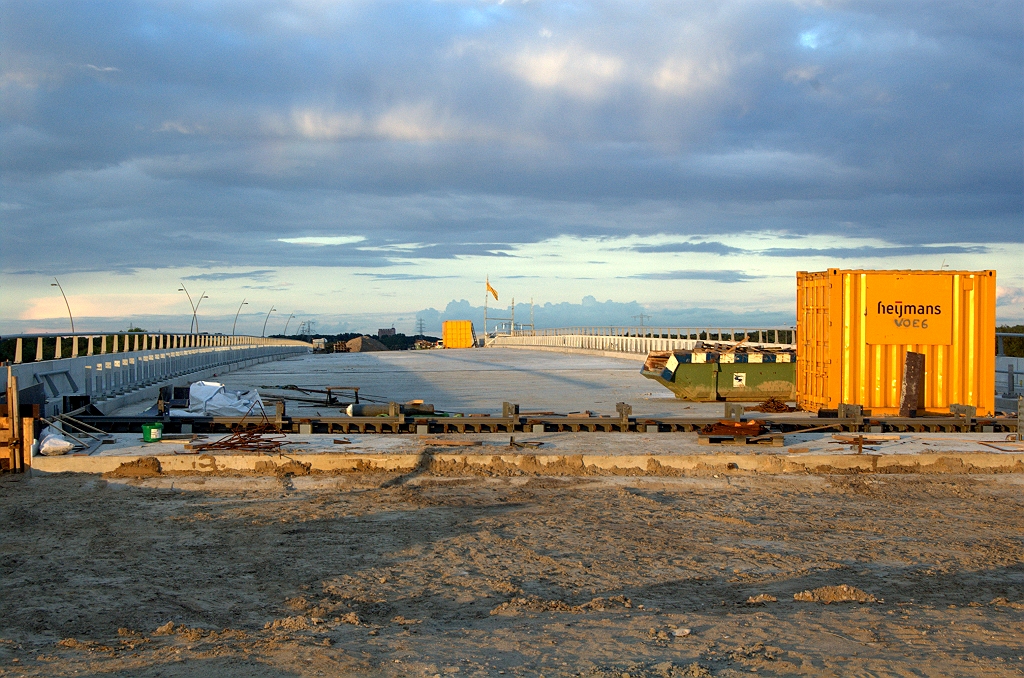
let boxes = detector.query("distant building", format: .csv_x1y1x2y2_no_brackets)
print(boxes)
378,328,397,338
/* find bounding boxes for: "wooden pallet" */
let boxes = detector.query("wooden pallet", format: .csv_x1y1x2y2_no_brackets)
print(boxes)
698,434,784,447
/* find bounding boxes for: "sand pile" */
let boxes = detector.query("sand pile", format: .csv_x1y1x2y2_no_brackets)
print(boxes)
793,584,878,604
103,457,161,478
346,335,390,352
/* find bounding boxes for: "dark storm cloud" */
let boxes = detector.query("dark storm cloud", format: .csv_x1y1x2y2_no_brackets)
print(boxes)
355,273,456,281
627,242,742,255
0,0,1020,275
182,269,276,281
758,245,989,258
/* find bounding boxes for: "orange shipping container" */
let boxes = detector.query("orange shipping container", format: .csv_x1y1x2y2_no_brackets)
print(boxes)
796,269,996,416
442,320,477,349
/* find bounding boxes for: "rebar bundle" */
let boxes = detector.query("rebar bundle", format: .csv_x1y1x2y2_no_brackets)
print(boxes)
187,424,291,453
749,397,794,413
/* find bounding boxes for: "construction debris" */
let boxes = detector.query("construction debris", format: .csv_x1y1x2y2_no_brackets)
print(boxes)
262,385,360,406
418,437,482,447
747,397,795,413
346,401,435,416
509,436,543,448
698,419,782,446
700,420,766,437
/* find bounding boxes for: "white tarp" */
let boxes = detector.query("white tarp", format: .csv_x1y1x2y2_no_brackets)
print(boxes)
169,381,265,418
38,426,76,456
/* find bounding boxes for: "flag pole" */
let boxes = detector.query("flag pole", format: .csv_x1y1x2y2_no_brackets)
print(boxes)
484,276,488,344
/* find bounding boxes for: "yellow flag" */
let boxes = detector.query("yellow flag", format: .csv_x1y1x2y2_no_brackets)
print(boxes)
486,279,498,301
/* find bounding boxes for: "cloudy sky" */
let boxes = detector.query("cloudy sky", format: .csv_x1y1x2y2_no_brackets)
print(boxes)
2,0,1021,334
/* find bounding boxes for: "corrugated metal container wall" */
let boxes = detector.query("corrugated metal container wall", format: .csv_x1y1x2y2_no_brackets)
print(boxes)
797,269,996,416
442,320,476,349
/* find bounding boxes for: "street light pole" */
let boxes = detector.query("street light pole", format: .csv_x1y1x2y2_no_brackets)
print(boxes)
262,306,277,338
178,283,197,333
232,299,248,336
192,291,209,333
50,278,75,333
283,313,296,336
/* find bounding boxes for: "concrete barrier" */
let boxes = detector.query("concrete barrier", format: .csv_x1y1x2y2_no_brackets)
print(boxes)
489,333,793,356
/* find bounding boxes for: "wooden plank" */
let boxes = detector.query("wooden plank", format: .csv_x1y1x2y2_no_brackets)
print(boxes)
3,443,14,471
7,376,21,472
22,418,35,469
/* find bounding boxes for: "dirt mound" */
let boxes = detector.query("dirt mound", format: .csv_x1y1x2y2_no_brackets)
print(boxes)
390,615,420,625
346,335,389,352
253,459,312,476
104,457,161,478
746,593,778,604
56,638,115,655
264,615,326,631
793,584,877,604
491,595,631,615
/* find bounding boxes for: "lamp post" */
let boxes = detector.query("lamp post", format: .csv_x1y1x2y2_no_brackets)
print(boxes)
50,278,75,333
232,299,248,336
178,283,197,333
262,306,277,338
192,292,209,333
282,313,296,336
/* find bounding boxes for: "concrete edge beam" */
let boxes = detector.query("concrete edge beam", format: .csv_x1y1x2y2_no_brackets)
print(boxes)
27,451,1024,476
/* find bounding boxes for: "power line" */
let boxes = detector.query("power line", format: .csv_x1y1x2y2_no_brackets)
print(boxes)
631,313,652,327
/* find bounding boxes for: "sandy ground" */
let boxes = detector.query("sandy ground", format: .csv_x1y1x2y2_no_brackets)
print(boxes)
2,470,1023,677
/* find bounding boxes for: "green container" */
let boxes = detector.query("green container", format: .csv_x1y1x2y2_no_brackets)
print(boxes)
641,362,796,402
642,362,719,401
715,362,796,401
142,422,164,443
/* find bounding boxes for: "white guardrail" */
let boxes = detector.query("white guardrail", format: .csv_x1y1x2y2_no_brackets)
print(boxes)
1,333,311,415
488,326,796,355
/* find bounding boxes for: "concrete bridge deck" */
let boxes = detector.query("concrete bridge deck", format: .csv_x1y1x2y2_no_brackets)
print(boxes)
20,347,1023,476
